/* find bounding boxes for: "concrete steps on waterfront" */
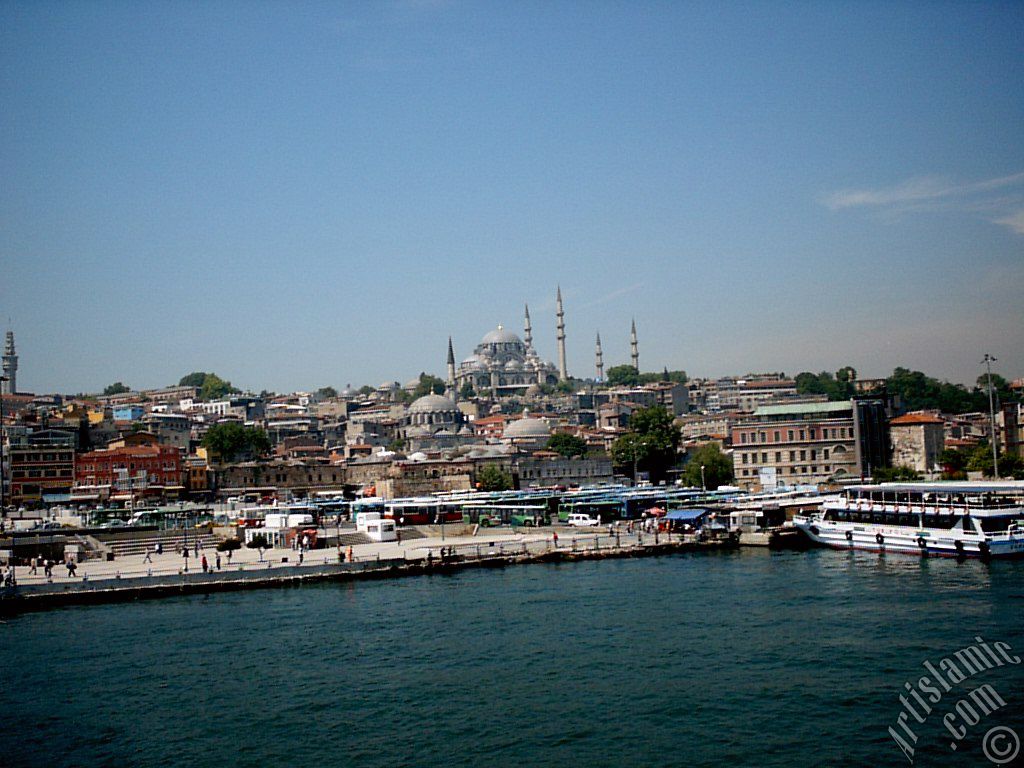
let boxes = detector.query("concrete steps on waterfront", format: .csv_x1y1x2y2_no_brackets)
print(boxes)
97,532,222,559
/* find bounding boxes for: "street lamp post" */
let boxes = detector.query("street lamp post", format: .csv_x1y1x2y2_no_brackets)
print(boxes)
700,464,706,493
982,354,999,479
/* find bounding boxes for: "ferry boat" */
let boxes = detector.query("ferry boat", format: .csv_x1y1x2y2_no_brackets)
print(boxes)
794,482,1024,559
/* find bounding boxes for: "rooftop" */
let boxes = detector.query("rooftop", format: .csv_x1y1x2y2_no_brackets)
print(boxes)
753,401,854,418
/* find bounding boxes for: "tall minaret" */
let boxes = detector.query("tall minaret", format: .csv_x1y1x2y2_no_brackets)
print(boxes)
556,286,568,381
630,319,639,371
524,304,533,350
595,333,604,382
446,336,456,397
2,330,17,395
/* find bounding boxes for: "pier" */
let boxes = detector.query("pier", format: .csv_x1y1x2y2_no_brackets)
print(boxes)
0,528,736,614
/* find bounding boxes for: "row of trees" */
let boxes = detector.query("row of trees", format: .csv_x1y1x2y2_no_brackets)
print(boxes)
605,365,688,388
794,365,1017,415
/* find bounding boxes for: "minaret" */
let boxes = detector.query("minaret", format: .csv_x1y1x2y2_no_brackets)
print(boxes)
523,304,533,350
2,330,17,395
446,336,456,397
595,333,604,382
630,319,639,371
556,286,568,381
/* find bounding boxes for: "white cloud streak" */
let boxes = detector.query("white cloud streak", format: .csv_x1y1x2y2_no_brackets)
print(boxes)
824,171,1024,236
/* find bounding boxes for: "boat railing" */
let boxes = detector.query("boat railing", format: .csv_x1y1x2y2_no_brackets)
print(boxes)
834,499,1024,513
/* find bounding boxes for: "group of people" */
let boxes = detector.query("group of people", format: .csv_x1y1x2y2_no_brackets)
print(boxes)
23,554,77,580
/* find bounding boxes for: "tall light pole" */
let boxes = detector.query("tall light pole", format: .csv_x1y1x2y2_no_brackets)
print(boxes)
982,354,999,479
700,464,706,493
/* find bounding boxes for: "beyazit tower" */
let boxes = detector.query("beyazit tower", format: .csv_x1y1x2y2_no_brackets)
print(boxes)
2,330,17,395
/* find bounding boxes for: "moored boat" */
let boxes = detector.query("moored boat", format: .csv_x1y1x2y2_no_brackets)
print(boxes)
793,481,1024,559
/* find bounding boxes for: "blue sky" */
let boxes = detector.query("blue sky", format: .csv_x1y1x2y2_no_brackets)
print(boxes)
2,1,1022,394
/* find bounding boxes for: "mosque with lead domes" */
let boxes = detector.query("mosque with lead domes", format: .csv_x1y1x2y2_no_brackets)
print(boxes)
447,288,570,398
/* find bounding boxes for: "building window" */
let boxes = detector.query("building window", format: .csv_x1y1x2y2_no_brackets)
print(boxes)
740,433,747,444
799,450,806,460
787,430,794,441
773,431,780,442
799,430,805,440
775,452,781,462
824,449,829,460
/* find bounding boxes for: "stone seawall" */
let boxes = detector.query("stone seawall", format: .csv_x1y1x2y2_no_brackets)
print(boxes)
0,538,736,615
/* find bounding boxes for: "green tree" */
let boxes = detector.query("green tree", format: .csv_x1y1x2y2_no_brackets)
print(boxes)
886,367,986,414
794,370,853,401
412,373,446,398
316,386,338,399
179,372,208,388
202,423,270,463
555,380,575,394
546,433,588,458
997,452,1024,480
103,382,131,396
681,443,734,490
638,369,688,385
609,405,682,483
966,442,998,476
873,465,922,481
476,464,513,491
358,385,375,396
606,365,640,387
179,371,241,401
459,382,476,399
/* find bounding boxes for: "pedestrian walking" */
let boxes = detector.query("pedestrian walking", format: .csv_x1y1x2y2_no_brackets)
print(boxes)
155,541,163,556
346,545,353,563
66,559,77,577
298,548,304,565
182,546,190,572
193,540,199,558
143,547,153,564
226,548,232,563
215,552,221,570
552,530,559,548
29,556,38,575
44,559,52,578
201,554,208,573
258,546,265,563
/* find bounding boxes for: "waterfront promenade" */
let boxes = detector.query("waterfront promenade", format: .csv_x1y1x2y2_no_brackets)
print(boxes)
2,526,712,612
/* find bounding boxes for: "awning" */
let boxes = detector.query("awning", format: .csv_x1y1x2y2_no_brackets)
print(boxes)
42,493,72,503
665,509,707,521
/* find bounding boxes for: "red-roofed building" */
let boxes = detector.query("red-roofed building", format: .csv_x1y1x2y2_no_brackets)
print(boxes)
890,412,944,475
75,432,183,499
472,414,508,439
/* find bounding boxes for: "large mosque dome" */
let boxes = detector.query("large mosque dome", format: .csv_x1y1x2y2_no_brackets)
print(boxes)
481,325,523,346
503,415,552,440
409,393,457,414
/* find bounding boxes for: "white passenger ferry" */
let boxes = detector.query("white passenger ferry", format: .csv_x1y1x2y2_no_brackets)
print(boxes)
794,482,1024,559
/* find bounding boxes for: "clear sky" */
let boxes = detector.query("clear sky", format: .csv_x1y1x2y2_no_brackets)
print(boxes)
2,1,1022,395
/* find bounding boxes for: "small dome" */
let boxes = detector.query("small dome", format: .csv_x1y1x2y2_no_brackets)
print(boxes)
409,393,457,413
504,416,552,439
407,451,428,462
379,381,399,390
481,325,522,345
404,377,422,390
340,384,358,398
505,359,523,371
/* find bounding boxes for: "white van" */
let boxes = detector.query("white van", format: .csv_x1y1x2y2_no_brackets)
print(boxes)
566,513,600,527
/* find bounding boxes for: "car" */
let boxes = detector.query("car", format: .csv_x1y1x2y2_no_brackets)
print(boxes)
566,513,600,527
33,521,64,531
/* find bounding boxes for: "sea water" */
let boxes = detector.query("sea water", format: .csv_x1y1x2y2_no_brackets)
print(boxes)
3,549,1022,767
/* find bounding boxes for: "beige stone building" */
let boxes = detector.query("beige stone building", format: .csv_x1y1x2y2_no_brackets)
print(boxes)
889,413,944,475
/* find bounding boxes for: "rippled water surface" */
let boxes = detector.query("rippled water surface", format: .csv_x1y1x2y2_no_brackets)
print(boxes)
3,549,1023,767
